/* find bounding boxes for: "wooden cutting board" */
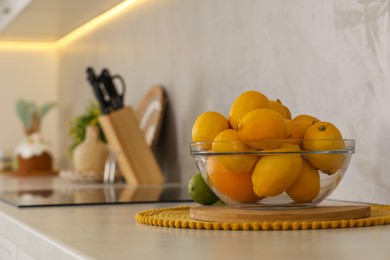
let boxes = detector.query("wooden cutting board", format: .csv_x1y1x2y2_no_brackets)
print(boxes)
135,85,167,149
190,205,371,223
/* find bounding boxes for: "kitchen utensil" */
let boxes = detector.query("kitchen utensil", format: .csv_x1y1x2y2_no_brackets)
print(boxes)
86,67,164,184
135,85,167,148
103,150,118,183
86,67,112,114
86,67,126,114
99,68,125,110
98,106,165,184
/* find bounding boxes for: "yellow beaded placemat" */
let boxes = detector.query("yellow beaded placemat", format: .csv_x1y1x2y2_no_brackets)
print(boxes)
135,205,390,231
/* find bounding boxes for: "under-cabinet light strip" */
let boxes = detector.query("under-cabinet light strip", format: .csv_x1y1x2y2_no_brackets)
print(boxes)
0,0,140,50
55,0,139,48
0,40,56,50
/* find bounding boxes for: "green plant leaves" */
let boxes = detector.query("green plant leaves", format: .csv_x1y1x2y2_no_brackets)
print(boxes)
39,102,56,119
67,101,106,156
15,99,56,131
15,99,37,129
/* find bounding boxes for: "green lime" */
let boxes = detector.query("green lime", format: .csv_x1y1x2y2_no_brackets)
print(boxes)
188,173,219,205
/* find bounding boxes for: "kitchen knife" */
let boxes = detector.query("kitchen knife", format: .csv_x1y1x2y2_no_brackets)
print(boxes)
86,67,112,114
100,68,126,110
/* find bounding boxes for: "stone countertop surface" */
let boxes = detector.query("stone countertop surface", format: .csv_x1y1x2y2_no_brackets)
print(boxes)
0,174,389,260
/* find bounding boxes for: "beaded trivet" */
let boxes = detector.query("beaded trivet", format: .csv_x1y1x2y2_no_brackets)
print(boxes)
135,205,390,231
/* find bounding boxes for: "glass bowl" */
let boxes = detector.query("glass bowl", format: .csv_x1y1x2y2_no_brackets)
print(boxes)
190,139,355,209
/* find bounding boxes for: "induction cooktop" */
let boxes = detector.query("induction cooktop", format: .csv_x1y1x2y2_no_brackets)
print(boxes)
0,184,193,208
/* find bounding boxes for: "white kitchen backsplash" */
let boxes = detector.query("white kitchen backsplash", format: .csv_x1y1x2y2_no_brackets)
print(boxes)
1,0,388,204
56,0,390,204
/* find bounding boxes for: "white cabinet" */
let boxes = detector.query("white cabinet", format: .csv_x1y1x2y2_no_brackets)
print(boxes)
16,248,35,260
0,233,35,260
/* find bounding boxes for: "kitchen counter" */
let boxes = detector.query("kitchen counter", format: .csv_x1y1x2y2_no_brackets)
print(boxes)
0,174,389,260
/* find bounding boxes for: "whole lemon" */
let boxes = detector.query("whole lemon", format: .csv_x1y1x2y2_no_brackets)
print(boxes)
207,157,260,203
237,108,286,149
269,100,287,118
192,111,229,142
303,121,345,174
286,159,320,203
228,90,270,129
293,114,320,134
276,99,292,119
212,129,258,172
252,144,303,197
284,119,306,146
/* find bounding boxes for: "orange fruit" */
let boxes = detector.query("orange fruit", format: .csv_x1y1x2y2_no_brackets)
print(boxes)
286,159,320,203
303,121,345,174
269,100,287,118
252,144,302,197
207,157,260,203
228,90,270,129
277,99,292,119
237,108,286,149
212,129,258,172
284,119,306,146
192,111,229,142
293,114,320,133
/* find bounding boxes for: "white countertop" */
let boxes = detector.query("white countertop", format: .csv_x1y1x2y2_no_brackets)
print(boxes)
0,174,389,260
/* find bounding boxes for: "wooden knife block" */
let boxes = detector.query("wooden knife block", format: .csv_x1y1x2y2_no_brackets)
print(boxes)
98,106,165,184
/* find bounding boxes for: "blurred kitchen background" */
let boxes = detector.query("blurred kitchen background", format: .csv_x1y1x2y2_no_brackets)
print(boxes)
0,0,389,203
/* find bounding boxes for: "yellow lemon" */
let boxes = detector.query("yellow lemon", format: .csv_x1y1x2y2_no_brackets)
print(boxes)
207,157,260,203
228,90,270,129
303,121,345,174
262,143,301,153
269,100,287,118
192,111,229,142
252,145,303,197
237,108,286,149
304,121,343,141
293,114,320,133
212,129,258,172
286,159,320,203
276,99,292,119
284,119,306,146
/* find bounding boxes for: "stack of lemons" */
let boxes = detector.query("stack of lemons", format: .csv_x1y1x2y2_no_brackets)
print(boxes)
190,90,345,205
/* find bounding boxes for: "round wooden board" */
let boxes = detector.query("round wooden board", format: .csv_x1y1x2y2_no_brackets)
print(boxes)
190,205,371,223
135,85,167,148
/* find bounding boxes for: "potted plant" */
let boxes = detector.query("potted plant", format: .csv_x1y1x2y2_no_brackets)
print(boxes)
67,101,106,156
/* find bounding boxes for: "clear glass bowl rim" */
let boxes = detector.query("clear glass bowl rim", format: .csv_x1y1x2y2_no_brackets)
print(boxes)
190,139,356,156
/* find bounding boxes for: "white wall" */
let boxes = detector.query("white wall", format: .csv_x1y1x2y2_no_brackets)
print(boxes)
0,48,58,165
2,0,390,204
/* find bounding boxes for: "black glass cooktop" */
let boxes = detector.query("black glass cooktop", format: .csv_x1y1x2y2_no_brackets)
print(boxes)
0,184,192,208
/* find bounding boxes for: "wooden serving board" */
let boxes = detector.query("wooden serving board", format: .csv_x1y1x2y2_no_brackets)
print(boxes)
135,85,167,149
190,205,371,223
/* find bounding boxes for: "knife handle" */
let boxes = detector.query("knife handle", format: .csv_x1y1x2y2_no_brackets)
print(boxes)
100,69,126,109
86,67,111,114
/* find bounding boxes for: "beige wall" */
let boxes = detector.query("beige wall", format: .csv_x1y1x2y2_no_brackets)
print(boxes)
1,0,389,203
0,48,58,165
